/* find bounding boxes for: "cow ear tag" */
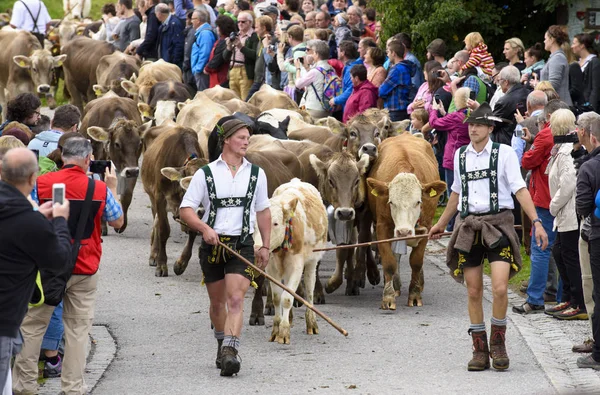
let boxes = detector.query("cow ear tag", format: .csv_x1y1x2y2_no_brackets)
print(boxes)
371,189,378,197
94,89,102,96
429,189,437,197
56,60,63,67
19,61,26,67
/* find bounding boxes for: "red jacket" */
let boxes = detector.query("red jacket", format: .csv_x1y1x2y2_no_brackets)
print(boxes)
343,80,379,123
37,166,107,275
521,124,552,209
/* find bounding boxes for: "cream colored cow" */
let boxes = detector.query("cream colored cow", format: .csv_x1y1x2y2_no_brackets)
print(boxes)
264,178,327,344
175,92,232,157
121,59,182,103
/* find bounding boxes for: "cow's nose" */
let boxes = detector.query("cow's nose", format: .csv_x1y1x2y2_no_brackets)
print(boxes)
335,208,355,221
395,228,413,238
121,167,140,178
37,85,50,93
359,144,377,158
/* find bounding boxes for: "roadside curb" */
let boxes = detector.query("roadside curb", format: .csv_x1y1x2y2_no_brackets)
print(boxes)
38,325,116,395
426,239,600,394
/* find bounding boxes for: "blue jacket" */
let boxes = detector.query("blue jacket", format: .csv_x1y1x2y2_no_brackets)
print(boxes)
379,60,412,112
27,130,62,157
595,189,600,219
158,15,185,67
404,52,422,101
333,57,363,106
136,5,160,60
191,23,216,75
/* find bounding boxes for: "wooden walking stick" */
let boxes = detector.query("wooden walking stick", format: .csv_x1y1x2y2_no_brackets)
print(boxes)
313,225,523,252
217,241,349,337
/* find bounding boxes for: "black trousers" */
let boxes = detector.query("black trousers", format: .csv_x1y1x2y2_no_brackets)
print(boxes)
553,229,584,309
590,239,600,362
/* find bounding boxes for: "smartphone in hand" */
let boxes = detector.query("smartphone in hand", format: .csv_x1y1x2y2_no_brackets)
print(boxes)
52,183,65,205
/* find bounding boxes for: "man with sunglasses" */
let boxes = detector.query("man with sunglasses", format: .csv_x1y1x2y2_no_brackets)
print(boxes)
223,11,258,100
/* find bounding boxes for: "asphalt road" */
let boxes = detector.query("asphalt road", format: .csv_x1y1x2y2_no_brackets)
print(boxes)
90,178,555,395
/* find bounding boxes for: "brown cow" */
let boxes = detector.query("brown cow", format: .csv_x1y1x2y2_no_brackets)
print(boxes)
367,134,446,310
61,36,116,112
220,98,261,118
142,126,207,277
0,30,66,117
93,52,141,97
121,59,182,103
310,151,371,296
247,84,299,112
82,96,152,234
137,80,192,126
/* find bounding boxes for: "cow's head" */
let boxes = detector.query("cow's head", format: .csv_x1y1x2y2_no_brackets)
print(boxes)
120,74,139,101
162,157,207,218
87,119,152,179
345,114,385,162
310,151,369,221
14,50,66,94
268,195,300,252
367,173,446,238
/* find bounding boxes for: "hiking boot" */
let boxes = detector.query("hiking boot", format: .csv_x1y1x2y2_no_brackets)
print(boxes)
215,339,223,369
573,339,594,353
512,302,544,315
220,346,241,376
489,325,509,370
467,330,489,371
543,293,557,305
545,301,570,316
43,354,62,378
554,307,588,321
577,354,600,370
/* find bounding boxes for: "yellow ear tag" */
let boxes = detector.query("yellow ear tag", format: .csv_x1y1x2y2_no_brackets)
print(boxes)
429,189,437,198
94,89,102,96
371,189,378,197
143,111,150,117
56,60,63,67
19,61,26,67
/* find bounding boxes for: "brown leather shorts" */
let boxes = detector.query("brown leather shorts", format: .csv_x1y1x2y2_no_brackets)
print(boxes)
199,235,254,283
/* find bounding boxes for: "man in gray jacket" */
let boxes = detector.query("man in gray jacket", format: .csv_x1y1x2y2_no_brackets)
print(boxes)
113,0,141,52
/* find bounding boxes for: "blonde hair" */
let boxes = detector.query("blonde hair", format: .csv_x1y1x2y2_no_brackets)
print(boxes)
304,28,317,40
454,87,470,110
561,41,577,64
550,109,576,136
505,37,524,57
464,32,484,50
535,81,560,101
411,109,428,124
0,136,26,149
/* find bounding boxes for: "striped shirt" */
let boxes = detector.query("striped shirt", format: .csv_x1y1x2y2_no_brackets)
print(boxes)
462,43,495,77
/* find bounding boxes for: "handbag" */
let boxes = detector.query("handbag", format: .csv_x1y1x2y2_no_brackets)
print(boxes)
40,178,96,306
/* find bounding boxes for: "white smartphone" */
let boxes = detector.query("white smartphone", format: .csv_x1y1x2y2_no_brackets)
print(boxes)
52,183,66,205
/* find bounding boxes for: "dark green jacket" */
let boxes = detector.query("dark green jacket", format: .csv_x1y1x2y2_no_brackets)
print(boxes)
223,32,259,80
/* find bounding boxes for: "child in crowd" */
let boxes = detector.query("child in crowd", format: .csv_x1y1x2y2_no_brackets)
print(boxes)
462,32,495,79
410,108,428,136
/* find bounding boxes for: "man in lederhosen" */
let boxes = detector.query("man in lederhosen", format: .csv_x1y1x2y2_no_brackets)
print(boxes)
180,117,271,377
429,103,549,371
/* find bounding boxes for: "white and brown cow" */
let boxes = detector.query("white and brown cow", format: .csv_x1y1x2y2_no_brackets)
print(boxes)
263,178,327,344
247,84,299,112
137,80,192,126
367,134,446,310
0,30,66,118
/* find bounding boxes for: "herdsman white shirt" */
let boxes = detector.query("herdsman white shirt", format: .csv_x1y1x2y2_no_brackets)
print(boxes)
10,0,51,34
180,156,270,236
451,138,526,214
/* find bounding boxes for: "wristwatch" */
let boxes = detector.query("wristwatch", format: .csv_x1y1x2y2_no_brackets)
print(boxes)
532,218,543,226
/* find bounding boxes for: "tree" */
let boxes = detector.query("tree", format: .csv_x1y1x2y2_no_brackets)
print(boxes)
373,0,557,63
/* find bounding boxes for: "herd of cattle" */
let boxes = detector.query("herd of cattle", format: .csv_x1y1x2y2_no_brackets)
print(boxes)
0,28,448,343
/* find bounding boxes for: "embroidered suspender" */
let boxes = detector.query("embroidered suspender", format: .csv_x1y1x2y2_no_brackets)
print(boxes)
203,163,260,243
458,142,500,218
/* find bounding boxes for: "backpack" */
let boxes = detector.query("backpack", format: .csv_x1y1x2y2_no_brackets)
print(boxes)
311,66,343,112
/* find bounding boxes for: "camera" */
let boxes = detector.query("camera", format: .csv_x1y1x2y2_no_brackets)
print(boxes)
553,134,579,144
89,160,111,174
436,70,446,78
229,31,237,41
268,44,277,52
469,91,477,101
433,94,440,102
297,57,305,64
514,128,523,138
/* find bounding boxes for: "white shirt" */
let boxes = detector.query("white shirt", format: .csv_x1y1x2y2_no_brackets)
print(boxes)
180,156,270,236
10,0,51,34
452,138,526,214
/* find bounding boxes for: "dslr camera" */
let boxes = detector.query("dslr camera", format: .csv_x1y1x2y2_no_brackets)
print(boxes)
229,31,237,41
268,44,277,52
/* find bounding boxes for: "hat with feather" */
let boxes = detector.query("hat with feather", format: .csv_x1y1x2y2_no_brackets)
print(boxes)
465,102,511,126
